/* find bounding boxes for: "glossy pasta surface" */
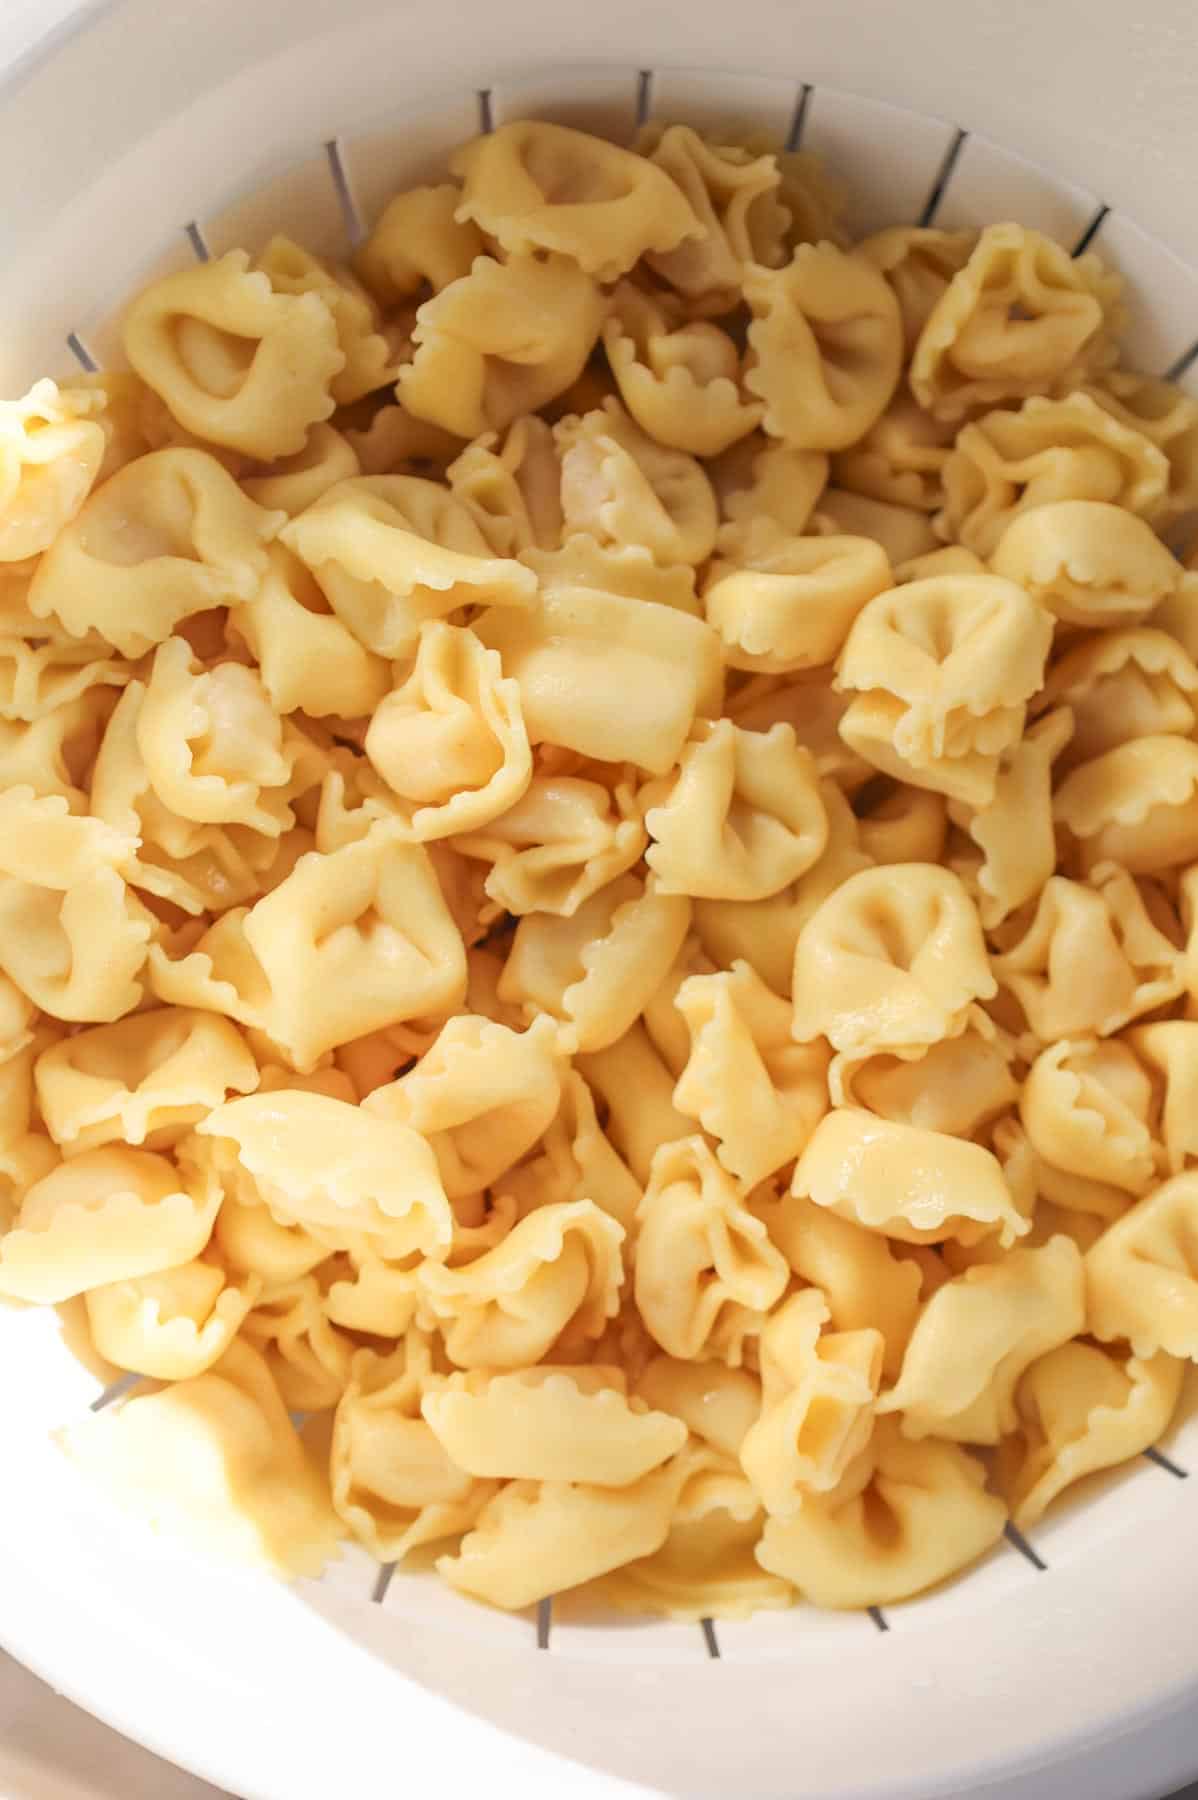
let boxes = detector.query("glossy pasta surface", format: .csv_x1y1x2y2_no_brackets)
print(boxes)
4,115,1198,1617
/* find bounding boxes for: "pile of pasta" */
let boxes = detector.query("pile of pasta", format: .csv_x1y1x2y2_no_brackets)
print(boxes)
2,116,1198,1621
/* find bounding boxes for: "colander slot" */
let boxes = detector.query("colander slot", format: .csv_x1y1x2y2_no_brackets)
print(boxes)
700,1617,721,1658
477,89,495,135
933,131,1100,244
65,331,98,373
1072,204,1111,257
183,220,211,263
1003,1522,1048,1572
635,70,653,129
798,87,960,238
1085,211,1198,375
371,1561,396,1604
536,1596,552,1649
867,1606,889,1633
918,127,968,228
1166,339,1198,384
785,83,814,153
324,139,365,248
1144,1446,1189,1480
87,1372,139,1412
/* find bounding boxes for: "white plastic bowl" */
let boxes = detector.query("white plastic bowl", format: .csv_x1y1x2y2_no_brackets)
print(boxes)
2,4,1198,1796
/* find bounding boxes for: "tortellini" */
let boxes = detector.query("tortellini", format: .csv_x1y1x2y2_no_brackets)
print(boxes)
910,224,1122,419
398,253,605,440
7,111,1198,1631
878,1236,1085,1442
794,1109,1028,1248
743,243,903,451
756,1418,1007,1607
363,621,531,838
280,474,535,659
836,575,1053,805
28,448,282,658
451,120,702,280
1085,1172,1198,1357
703,520,891,672
603,282,762,456
0,380,106,561
556,400,719,567
997,1342,1183,1528
123,252,345,459
991,499,1185,627
673,961,830,1185
643,720,828,901
791,863,995,1057
634,1137,789,1363
937,392,1170,556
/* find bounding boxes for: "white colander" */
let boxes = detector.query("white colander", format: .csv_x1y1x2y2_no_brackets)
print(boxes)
3,3,1198,1796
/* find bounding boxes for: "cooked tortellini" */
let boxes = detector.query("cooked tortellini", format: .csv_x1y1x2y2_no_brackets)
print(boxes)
744,243,903,452
123,252,345,459
910,224,1122,419
6,112,1194,1629
0,380,107,561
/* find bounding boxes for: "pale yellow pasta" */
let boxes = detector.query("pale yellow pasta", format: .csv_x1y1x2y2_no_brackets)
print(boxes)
642,720,827,902
755,1418,1006,1608
499,871,690,1053
910,223,1122,419
474,587,723,775
703,519,891,672
84,1254,260,1381
794,1108,1028,1248
363,621,531,839
1041,629,1198,768
1085,1172,1198,1357
149,825,466,1069
991,499,1186,627
419,1198,623,1368
603,282,762,456
280,473,535,659
28,447,282,658
421,1367,687,1485
448,416,563,557
65,1339,341,1575
1019,1038,1158,1196
354,185,485,305
644,126,789,309
576,1022,694,1185
124,252,345,459
993,867,1183,1039
744,244,903,452
937,392,1170,556
878,1236,1084,1443
0,379,106,561
452,768,646,918
364,1014,562,1200
634,1137,789,1363
836,575,1053,798
755,1190,922,1380
709,433,828,535
740,1289,883,1516
6,114,1196,1625
398,253,605,440
34,1008,258,1153
451,120,702,280
997,1341,1183,1527
0,1143,219,1303
673,961,829,1186
556,400,718,568
228,544,390,720
1054,735,1198,874
791,863,995,1057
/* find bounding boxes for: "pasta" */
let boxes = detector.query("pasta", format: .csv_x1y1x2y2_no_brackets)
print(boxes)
2,111,1192,1623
